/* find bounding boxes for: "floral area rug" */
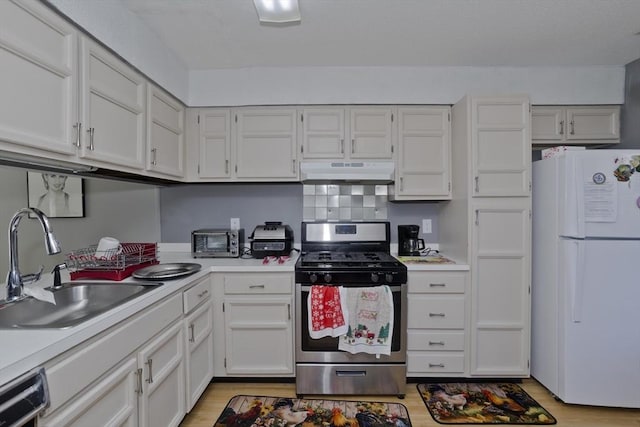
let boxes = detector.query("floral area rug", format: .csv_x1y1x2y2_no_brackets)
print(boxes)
214,395,411,427
417,383,556,424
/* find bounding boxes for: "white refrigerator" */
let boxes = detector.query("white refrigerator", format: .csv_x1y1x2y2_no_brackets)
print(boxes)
532,149,640,408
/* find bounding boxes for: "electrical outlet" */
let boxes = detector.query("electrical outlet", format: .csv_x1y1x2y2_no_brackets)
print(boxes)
422,219,432,234
230,218,240,230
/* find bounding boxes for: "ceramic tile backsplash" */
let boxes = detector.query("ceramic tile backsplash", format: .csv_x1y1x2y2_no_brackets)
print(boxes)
303,184,389,221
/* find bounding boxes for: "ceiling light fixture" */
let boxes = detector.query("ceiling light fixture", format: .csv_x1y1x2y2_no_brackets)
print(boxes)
253,0,300,23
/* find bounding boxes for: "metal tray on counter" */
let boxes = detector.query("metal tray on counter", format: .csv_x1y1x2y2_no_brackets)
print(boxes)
132,263,202,280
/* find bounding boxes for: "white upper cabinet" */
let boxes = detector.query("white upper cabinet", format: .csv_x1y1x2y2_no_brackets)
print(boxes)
350,107,394,159
194,109,232,180
300,106,394,160
531,105,620,146
235,108,298,180
300,107,345,158
390,106,451,200
0,0,78,157
79,36,146,170
471,95,531,197
147,84,185,178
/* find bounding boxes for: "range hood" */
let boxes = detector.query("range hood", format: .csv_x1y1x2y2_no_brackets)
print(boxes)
300,161,394,183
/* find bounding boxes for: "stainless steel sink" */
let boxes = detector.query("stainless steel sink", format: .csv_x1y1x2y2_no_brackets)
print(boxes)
0,282,163,329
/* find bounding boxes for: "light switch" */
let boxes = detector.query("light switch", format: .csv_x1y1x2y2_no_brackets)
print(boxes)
422,219,432,234
230,218,240,230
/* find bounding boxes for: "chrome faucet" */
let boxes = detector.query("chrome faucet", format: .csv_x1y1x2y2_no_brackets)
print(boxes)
5,207,61,302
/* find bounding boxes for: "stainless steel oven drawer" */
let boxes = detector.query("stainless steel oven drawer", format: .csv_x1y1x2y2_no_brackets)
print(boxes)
296,363,406,397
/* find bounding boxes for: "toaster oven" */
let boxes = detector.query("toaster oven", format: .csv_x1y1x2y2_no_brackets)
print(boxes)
192,228,244,258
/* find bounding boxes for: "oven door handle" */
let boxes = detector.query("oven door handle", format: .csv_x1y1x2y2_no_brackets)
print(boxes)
299,284,403,292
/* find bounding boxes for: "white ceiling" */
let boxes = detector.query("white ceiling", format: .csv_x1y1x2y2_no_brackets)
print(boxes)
121,0,640,71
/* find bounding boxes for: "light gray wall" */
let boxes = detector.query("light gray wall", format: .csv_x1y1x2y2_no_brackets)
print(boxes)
48,0,625,106
620,58,640,149
159,183,440,245
0,166,161,277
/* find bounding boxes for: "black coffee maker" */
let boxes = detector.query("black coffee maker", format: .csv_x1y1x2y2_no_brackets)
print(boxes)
398,225,425,256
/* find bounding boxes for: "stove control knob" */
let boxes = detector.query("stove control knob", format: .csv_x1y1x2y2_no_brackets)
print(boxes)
323,273,332,283
371,272,380,283
309,273,318,283
385,273,394,283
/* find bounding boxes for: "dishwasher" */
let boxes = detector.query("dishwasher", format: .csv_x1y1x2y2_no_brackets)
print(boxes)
0,368,49,427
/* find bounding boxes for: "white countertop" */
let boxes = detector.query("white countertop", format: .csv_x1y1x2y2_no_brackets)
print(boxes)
0,247,467,386
0,250,298,387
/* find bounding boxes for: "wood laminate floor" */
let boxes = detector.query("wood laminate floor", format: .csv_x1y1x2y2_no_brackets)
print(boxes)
181,378,640,427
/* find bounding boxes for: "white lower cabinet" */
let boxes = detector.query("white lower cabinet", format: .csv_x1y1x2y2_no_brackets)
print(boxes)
406,271,468,376
470,199,531,376
40,357,138,427
213,272,294,376
183,277,214,411
137,321,185,427
39,274,216,427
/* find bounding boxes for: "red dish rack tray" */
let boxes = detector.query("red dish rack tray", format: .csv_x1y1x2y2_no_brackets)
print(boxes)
66,243,159,281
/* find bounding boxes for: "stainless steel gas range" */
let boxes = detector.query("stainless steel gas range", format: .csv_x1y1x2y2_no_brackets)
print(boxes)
294,221,408,398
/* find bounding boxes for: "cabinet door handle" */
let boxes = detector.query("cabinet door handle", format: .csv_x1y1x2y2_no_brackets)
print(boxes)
351,138,355,153
249,285,265,290
288,303,291,320
145,358,153,384
428,341,445,346
474,176,479,193
429,363,445,368
73,122,82,147
197,289,209,299
475,209,479,226
399,176,404,191
570,119,575,135
136,368,143,395
429,312,446,317
429,283,446,287
292,159,296,173
559,120,564,135
86,127,95,150
151,148,157,165
225,159,229,174
340,139,344,154
189,324,195,342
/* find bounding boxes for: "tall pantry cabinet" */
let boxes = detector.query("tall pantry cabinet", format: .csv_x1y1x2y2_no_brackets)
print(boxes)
440,95,532,377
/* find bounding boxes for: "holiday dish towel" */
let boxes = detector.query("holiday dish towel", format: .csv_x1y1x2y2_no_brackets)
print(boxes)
308,285,348,339
338,285,394,356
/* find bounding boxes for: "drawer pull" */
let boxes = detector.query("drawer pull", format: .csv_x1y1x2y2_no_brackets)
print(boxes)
429,283,446,287
189,324,195,342
146,358,153,384
428,340,445,346
429,313,446,317
135,368,143,395
249,285,265,289
429,363,445,368
197,289,209,298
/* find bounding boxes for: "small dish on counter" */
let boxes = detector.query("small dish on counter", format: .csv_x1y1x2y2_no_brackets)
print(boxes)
132,262,202,280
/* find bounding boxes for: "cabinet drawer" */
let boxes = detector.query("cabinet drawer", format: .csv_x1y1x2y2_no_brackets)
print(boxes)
407,295,464,329
183,276,211,313
407,352,465,374
408,330,465,351
408,272,467,293
224,273,292,294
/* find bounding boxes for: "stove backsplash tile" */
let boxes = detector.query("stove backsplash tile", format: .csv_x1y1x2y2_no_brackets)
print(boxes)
303,184,388,221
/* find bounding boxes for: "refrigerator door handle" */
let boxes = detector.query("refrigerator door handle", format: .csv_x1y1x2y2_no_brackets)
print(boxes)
574,157,586,238
569,240,585,322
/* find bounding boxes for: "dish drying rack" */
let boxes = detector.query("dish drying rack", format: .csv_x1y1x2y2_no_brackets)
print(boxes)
66,243,159,281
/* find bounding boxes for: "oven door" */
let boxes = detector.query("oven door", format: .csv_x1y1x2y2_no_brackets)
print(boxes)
295,283,407,364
